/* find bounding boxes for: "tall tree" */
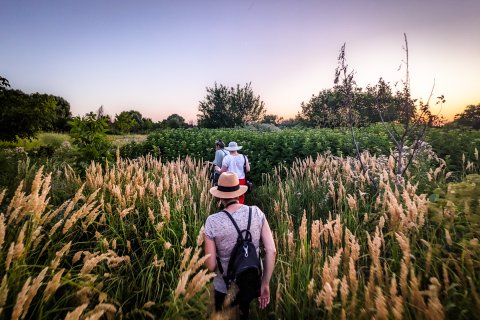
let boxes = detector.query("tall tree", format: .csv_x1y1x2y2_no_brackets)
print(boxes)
197,82,266,128
453,103,480,129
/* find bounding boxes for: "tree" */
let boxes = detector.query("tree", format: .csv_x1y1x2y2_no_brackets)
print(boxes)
114,111,136,134
371,34,444,177
69,112,112,164
0,75,72,140
0,89,56,141
262,114,284,126
453,103,480,129
197,82,266,128
162,114,188,129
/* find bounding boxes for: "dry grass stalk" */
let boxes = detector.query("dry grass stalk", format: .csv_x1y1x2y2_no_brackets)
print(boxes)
64,303,89,320
13,223,27,262
197,225,205,247
21,267,48,319
389,275,404,320
0,275,8,315
425,277,444,320
348,257,358,295
5,242,14,271
184,269,216,301
307,278,315,300
51,241,72,270
181,219,188,247
11,277,32,320
83,303,117,320
0,214,5,251
375,286,388,320
0,189,5,205
43,268,65,302
311,220,321,250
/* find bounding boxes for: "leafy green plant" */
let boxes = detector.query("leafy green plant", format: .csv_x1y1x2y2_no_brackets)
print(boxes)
69,112,113,167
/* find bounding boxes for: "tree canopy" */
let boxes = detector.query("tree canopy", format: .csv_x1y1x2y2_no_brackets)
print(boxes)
197,82,266,128
0,76,72,141
453,103,480,129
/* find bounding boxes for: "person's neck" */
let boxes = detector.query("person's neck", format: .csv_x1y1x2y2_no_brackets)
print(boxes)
223,200,240,211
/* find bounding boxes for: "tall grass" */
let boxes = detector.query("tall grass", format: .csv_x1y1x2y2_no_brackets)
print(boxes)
0,150,479,319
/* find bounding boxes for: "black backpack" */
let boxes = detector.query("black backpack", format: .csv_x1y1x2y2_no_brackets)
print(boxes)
217,207,262,304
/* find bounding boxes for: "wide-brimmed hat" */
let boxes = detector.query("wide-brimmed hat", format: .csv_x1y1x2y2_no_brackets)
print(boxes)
209,172,248,199
224,141,242,151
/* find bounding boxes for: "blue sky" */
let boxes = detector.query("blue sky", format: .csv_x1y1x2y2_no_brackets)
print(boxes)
1,0,479,122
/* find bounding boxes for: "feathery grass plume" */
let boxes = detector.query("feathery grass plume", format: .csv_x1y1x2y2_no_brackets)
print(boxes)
0,189,5,205
181,219,188,247
83,303,117,320
348,257,358,295
0,214,5,251
375,286,388,320
63,184,86,219
13,223,28,262
5,242,14,271
6,181,25,224
395,232,411,267
307,278,315,300
64,303,89,320
287,230,295,253
147,207,155,224
410,268,427,315
180,247,193,272
321,248,343,288
444,228,453,246
196,225,205,247
152,255,165,269
389,275,404,320
51,241,72,270
442,263,450,293
0,275,8,316
340,276,349,307
49,219,64,237
347,194,357,211
43,268,65,302
184,269,216,301
118,205,135,220
345,229,360,262
174,270,191,299
299,210,307,243
425,277,444,320
21,267,48,319
311,219,321,250
11,277,32,320
160,196,171,223
164,242,172,250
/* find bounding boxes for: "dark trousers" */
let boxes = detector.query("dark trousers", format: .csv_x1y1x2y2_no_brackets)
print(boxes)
215,290,250,320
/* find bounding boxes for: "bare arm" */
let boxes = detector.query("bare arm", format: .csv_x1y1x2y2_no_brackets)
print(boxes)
259,219,276,309
245,157,251,173
203,234,217,272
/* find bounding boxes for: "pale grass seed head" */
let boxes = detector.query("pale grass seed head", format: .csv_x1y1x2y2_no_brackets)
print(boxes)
51,241,72,270
11,277,32,320
0,275,9,310
0,214,5,251
375,286,388,320
64,303,89,320
181,219,187,247
21,267,48,319
43,268,65,302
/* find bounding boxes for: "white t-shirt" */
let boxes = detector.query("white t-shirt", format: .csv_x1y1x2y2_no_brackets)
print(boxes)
222,154,247,179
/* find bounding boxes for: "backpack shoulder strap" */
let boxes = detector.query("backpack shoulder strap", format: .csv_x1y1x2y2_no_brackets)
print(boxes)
222,210,242,237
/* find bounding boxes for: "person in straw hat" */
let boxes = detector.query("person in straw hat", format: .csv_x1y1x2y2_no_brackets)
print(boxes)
204,172,276,319
220,141,250,204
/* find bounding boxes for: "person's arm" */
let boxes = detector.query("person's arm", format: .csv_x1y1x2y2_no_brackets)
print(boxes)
204,234,217,272
220,156,229,173
259,219,276,309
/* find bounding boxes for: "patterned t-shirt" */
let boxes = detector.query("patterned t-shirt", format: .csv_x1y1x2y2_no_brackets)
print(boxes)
204,205,265,293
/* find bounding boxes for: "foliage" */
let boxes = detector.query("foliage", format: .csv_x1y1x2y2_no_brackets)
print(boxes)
197,82,266,128
453,103,480,129
0,76,72,140
113,110,155,134
69,112,113,166
120,126,393,184
160,113,189,129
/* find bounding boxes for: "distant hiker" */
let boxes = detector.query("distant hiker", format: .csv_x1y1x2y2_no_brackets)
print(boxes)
211,139,229,186
220,141,250,204
204,172,276,319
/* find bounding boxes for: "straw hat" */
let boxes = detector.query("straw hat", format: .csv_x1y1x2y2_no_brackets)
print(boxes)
209,172,248,199
224,141,243,151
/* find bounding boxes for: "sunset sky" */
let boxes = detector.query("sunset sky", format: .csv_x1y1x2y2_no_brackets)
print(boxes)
1,0,479,123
